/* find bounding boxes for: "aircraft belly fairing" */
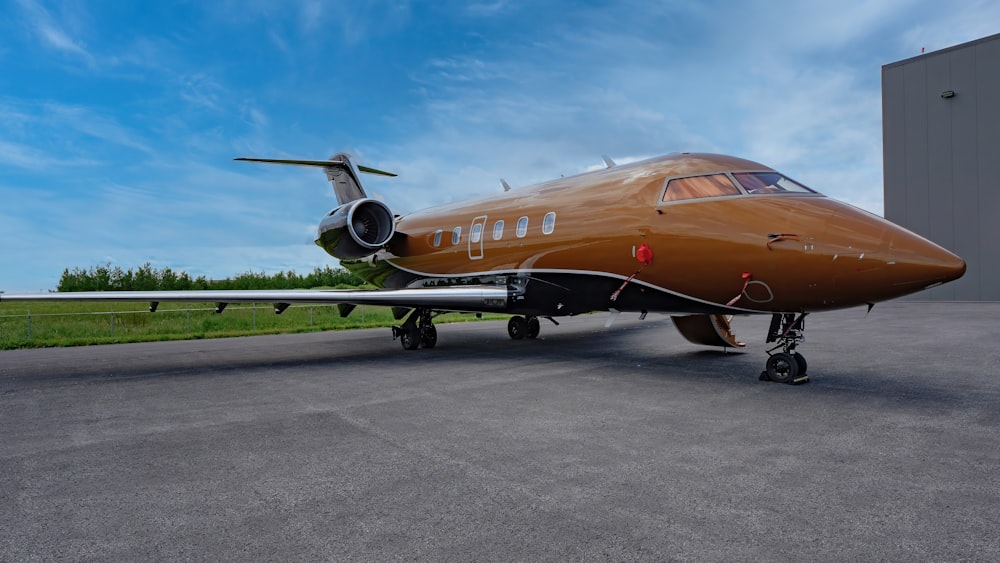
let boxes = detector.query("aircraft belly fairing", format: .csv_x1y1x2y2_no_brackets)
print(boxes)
414,272,753,317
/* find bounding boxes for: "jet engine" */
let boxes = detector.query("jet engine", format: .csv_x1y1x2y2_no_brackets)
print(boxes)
315,198,396,259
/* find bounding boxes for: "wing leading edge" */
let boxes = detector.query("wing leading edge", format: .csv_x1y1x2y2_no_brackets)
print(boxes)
0,286,511,311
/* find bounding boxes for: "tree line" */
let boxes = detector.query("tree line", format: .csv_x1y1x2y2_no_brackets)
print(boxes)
56,263,366,292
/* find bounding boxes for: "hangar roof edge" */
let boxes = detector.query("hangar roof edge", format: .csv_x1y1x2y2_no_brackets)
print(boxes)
883,32,1000,70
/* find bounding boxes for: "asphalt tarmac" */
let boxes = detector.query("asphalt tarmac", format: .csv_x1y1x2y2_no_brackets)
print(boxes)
2,302,998,561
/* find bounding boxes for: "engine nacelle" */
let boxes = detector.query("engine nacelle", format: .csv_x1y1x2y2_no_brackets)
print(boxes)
315,199,396,259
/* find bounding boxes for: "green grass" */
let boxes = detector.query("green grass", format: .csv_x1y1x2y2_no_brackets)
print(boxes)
0,301,505,350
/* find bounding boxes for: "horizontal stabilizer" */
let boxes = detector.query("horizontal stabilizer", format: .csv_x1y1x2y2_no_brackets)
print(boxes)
237,153,396,206
234,157,397,177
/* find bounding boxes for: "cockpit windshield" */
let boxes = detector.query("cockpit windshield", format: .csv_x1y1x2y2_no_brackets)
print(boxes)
662,173,741,202
733,172,817,195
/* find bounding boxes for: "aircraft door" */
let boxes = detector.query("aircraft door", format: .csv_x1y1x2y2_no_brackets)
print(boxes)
468,215,487,260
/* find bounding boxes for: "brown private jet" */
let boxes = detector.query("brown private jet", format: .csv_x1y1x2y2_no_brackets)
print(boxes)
1,152,965,383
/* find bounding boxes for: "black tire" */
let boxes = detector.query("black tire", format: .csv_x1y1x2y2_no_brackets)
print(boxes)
526,317,540,339
400,327,420,350
420,324,437,349
765,352,799,384
508,316,527,340
792,352,807,375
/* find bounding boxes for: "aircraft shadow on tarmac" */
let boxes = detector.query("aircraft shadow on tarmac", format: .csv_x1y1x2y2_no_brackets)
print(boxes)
2,318,986,413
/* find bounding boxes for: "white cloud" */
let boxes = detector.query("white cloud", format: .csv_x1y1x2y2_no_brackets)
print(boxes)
0,139,96,169
385,0,991,217
178,73,225,111
0,100,153,171
16,0,96,67
900,0,1000,55
465,1,510,17
714,0,918,51
43,102,153,153
298,0,324,33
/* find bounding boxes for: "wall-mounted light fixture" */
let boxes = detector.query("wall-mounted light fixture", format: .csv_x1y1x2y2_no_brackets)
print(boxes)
941,90,956,99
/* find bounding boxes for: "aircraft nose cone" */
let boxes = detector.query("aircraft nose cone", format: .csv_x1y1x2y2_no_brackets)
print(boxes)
929,248,966,283
887,228,966,292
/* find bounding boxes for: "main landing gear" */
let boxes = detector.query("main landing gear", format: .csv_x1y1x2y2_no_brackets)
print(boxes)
760,313,810,385
507,315,541,340
392,311,554,350
392,308,438,350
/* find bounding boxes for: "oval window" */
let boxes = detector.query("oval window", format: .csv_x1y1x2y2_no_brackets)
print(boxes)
451,226,462,245
432,230,443,247
492,220,504,240
516,216,528,238
542,212,556,235
471,222,483,244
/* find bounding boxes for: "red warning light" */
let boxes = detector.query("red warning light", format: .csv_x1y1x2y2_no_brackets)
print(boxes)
636,243,653,265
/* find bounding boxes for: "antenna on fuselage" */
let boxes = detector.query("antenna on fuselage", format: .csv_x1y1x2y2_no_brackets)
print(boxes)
500,179,512,192
601,154,617,168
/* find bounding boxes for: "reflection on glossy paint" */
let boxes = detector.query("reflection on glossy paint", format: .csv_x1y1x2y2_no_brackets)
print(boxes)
383,152,964,314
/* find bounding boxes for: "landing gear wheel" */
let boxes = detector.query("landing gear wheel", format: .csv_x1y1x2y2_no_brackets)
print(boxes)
762,313,810,383
526,316,540,339
765,352,799,384
419,324,437,349
508,316,527,340
400,326,420,350
792,352,807,375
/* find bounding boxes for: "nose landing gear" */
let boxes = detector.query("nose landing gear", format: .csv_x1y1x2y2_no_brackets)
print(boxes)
760,313,810,384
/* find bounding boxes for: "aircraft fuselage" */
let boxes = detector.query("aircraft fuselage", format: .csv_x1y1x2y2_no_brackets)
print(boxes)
333,153,965,316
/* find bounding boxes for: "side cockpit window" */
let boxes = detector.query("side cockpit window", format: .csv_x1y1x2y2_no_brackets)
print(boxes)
733,172,816,194
662,173,740,202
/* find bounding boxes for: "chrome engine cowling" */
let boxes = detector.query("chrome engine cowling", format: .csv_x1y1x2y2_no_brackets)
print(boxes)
315,198,396,259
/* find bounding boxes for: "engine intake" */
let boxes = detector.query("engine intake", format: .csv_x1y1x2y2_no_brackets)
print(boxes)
315,199,396,259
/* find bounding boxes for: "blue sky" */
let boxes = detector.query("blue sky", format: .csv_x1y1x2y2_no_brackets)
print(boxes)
1,0,997,292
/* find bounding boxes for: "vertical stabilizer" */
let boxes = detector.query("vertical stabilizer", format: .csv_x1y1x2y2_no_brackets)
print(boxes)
324,152,368,205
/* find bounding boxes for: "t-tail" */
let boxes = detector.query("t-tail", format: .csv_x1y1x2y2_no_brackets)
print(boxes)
234,153,397,206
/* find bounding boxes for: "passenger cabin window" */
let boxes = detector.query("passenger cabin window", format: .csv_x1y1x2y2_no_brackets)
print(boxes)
432,229,443,247
451,226,462,245
516,216,529,238
542,212,556,235
733,172,816,194
471,222,483,244
493,220,504,240
662,173,741,202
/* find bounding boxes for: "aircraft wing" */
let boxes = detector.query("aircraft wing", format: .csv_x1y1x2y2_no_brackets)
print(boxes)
0,286,511,312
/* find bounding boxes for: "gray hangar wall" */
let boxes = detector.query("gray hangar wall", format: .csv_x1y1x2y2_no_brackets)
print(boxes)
882,33,1000,301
